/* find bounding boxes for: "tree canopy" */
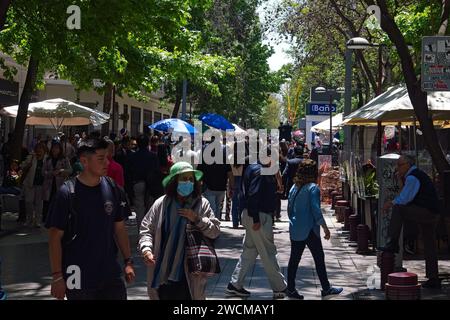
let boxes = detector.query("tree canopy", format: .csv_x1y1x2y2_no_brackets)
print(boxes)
0,0,236,158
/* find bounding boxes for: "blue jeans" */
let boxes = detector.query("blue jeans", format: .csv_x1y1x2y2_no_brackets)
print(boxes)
231,176,242,227
287,231,330,292
203,189,226,219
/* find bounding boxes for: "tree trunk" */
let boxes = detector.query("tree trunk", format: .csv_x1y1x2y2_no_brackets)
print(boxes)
376,0,450,175
438,0,450,35
355,72,364,108
11,55,39,160
171,82,183,118
0,0,11,30
101,82,113,136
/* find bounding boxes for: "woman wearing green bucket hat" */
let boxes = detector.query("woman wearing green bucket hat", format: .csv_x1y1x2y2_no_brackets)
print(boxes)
138,161,220,300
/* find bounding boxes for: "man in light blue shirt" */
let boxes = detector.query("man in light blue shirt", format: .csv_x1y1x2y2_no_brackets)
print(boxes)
381,155,441,289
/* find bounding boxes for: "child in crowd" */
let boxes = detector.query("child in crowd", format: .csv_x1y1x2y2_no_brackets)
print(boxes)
0,159,22,195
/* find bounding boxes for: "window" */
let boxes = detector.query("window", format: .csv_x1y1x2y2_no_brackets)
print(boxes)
154,112,162,123
163,114,170,119
131,106,141,137
143,110,152,134
123,104,128,128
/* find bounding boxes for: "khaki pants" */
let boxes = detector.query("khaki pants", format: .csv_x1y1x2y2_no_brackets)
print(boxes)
231,210,287,292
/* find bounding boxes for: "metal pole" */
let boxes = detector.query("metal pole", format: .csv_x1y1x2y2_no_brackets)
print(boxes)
376,45,383,156
377,121,382,156
330,93,333,155
344,49,353,155
181,79,187,120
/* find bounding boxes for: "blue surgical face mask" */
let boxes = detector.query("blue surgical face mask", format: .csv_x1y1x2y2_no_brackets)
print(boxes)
177,181,194,197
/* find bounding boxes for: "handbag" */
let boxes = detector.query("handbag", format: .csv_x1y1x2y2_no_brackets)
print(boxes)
185,223,220,276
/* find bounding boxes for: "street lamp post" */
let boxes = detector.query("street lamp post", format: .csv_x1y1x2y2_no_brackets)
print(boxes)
346,37,386,156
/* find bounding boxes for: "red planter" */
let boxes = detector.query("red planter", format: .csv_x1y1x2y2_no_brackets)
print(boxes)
331,191,341,209
379,251,395,290
336,200,350,207
335,206,346,223
343,207,352,231
349,214,359,241
332,196,344,210
356,224,370,254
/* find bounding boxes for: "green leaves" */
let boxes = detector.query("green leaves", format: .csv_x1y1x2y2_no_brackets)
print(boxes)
0,0,229,96
186,0,284,128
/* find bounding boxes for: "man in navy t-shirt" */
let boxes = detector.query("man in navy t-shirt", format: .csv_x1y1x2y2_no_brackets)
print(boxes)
46,138,135,300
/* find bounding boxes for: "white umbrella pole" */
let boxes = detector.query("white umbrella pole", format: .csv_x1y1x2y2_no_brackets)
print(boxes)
48,117,57,132
58,117,66,132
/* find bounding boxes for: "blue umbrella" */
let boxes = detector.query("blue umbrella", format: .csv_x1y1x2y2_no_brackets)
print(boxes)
149,118,197,135
198,113,234,131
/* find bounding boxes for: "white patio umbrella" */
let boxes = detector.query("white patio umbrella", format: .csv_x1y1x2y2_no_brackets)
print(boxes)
232,123,247,134
342,85,450,126
0,98,110,130
311,113,344,134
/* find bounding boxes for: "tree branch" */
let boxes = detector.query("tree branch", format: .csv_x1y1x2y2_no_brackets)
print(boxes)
376,0,450,174
329,0,378,93
439,0,450,35
329,0,358,37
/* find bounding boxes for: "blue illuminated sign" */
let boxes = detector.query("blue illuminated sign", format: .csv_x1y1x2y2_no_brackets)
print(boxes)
307,103,337,115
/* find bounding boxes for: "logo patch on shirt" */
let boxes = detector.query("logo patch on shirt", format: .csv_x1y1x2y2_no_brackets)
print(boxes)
104,200,114,215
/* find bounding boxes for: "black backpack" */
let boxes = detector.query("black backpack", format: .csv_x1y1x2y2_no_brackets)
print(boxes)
62,176,126,246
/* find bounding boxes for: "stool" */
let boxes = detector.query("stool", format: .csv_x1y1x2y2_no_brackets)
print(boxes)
386,272,420,300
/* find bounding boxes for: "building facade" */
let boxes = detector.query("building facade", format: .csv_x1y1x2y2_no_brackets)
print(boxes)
0,52,174,142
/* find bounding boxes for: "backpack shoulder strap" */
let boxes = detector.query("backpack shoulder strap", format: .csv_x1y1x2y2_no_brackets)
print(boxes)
104,176,121,202
62,178,77,246
64,178,76,194
104,176,131,217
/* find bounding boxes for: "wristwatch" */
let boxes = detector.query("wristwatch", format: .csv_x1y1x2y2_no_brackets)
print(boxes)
123,257,134,266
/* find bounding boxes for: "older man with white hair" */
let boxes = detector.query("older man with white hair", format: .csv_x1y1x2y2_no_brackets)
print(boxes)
381,154,442,289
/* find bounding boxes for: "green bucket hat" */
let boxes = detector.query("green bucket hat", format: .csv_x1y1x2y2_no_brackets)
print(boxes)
162,161,203,188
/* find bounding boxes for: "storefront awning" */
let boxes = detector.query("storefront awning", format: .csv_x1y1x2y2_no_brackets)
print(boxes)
342,85,450,126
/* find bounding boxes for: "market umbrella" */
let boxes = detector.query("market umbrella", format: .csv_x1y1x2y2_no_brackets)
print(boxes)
232,123,246,134
342,85,450,126
198,113,234,131
0,98,110,130
311,113,344,134
149,118,197,135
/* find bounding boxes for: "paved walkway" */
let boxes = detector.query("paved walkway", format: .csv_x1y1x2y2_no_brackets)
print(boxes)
1,200,449,300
